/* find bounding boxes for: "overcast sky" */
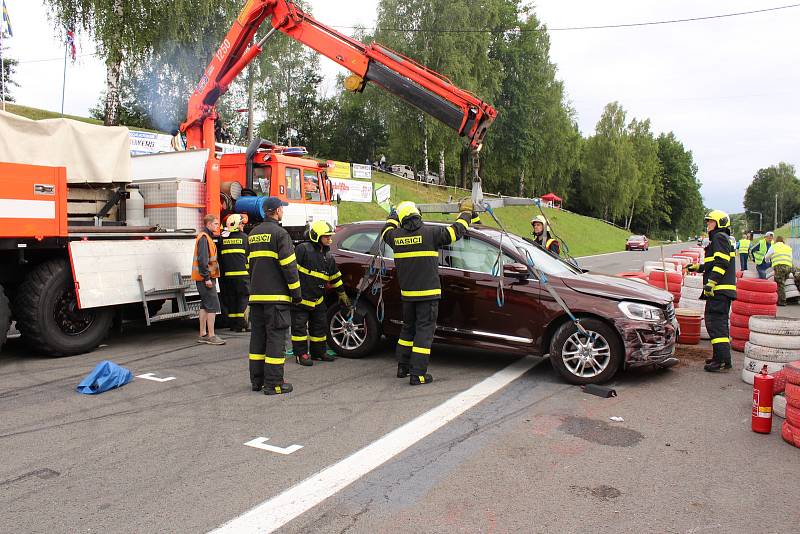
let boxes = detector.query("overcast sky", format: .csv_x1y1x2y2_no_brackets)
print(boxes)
3,0,799,215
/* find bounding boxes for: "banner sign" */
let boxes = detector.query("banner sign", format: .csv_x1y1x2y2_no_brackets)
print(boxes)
129,131,175,156
327,160,352,179
352,163,372,179
374,183,391,213
330,178,373,203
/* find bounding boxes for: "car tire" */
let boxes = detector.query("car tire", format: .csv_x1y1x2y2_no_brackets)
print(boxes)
786,403,800,427
748,331,800,350
326,300,380,359
731,337,746,352
736,278,777,292
787,383,800,407
744,341,799,364
14,259,113,356
736,289,778,305
741,355,785,384
730,301,777,317
749,315,800,336
729,325,750,340
782,421,800,448
784,362,800,386
729,312,750,328
549,318,623,385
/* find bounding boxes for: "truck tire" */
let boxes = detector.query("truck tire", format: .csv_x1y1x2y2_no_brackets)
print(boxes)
0,284,10,352
14,259,113,356
749,316,800,336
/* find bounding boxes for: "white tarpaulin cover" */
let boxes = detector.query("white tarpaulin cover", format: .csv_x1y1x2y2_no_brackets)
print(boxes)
0,110,131,184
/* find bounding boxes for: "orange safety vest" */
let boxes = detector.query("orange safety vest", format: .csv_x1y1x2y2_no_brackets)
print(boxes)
192,232,220,281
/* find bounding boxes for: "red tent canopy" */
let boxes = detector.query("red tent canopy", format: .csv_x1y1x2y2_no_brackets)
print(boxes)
540,193,562,202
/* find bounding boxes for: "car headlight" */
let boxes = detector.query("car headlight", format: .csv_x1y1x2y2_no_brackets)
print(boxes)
618,301,665,322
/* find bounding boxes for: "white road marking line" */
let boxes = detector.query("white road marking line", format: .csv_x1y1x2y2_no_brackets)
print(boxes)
212,357,539,534
136,373,176,382
244,437,303,455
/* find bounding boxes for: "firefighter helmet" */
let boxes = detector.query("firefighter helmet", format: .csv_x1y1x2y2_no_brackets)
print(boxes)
226,214,243,232
396,201,421,223
530,215,549,233
309,220,335,243
704,209,730,229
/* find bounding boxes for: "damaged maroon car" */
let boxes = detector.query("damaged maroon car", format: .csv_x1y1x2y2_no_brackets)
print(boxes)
324,222,678,384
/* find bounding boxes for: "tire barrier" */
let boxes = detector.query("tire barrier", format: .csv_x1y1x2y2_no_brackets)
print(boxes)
781,421,800,448
781,368,800,448
729,325,750,340
775,394,787,419
729,313,750,328
681,286,703,300
741,270,758,279
741,355,786,384
736,288,778,305
786,403,800,427
749,331,800,350
731,337,746,352
749,315,800,336
731,301,778,317
784,361,800,386
684,275,704,289
737,278,778,292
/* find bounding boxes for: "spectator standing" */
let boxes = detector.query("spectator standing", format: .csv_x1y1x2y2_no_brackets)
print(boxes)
192,214,225,345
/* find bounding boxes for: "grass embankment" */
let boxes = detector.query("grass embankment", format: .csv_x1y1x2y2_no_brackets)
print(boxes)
3,103,163,133
338,171,632,257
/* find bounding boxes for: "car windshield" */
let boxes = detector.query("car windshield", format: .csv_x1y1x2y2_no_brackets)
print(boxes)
477,229,581,277
628,235,644,241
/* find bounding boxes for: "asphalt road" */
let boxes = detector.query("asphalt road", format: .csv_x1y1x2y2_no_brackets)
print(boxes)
2,244,799,533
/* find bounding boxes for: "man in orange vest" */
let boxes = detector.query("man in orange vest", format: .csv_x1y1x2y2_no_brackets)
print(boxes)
192,214,225,345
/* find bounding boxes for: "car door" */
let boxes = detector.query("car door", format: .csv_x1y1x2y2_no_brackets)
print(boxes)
437,235,541,349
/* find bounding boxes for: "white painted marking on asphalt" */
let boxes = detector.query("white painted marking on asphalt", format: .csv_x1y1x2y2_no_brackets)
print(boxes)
244,437,303,455
212,357,539,534
136,373,176,382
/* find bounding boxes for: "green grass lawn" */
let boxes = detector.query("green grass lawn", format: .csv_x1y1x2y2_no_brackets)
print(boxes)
338,171,633,257
3,103,163,133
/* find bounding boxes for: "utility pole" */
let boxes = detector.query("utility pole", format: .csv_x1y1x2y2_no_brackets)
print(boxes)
775,193,778,230
751,211,763,232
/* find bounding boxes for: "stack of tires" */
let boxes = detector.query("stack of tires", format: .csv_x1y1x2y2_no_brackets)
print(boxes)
784,278,800,303
680,275,707,337
643,261,679,276
730,279,778,352
648,269,682,306
740,315,800,384
781,361,800,449
614,271,648,284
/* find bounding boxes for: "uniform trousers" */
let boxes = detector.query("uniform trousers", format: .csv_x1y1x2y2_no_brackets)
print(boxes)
248,304,290,387
396,300,439,375
704,295,732,366
291,304,328,357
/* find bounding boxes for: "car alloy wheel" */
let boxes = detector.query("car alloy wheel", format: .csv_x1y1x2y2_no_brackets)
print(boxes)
330,308,367,351
560,330,612,379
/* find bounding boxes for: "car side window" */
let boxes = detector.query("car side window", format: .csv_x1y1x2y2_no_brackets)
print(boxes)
338,230,394,259
440,236,513,274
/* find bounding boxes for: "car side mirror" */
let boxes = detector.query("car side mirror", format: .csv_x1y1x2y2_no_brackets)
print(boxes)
503,262,529,279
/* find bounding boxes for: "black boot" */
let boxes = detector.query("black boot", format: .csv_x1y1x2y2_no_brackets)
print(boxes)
704,361,731,373
397,364,410,378
311,352,336,362
251,383,262,392
410,373,433,385
264,383,293,395
296,353,313,366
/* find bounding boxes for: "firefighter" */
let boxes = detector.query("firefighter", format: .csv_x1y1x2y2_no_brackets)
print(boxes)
218,214,250,332
736,232,751,271
530,215,560,255
752,231,774,279
292,220,351,365
247,197,301,395
764,236,796,306
381,199,475,385
687,209,737,373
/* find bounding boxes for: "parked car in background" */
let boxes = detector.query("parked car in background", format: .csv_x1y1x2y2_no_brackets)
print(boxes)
625,235,649,251
390,164,415,180
416,170,440,185
325,222,678,385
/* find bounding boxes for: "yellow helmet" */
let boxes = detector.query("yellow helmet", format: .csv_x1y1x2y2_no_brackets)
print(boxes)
396,201,421,223
225,214,243,232
309,220,335,243
704,209,730,229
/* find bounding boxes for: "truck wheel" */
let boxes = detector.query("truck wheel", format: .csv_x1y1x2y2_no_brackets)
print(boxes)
326,300,379,358
549,318,623,385
14,259,113,356
0,284,10,352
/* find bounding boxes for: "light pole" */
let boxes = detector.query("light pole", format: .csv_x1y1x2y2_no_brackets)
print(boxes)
751,211,763,232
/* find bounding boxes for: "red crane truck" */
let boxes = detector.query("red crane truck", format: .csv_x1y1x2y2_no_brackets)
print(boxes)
0,0,496,356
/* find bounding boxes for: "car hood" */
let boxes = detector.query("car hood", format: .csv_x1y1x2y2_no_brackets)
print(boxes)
559,273,671,305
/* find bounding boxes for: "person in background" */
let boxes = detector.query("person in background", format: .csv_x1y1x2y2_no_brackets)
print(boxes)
192,214,225,345
736,232,751,271
751,231,774,279
764,236,796,306
530,215,560,255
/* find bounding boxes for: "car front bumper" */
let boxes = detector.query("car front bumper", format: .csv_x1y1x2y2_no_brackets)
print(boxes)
614,317,678,368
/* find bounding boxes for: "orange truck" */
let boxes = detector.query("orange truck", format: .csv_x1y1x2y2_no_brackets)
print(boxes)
0,0,496,356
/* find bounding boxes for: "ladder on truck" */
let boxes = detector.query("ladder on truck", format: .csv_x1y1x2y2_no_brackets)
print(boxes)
137,272,199,326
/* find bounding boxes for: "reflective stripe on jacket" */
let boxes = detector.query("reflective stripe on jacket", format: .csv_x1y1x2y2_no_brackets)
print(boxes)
295,241,345,308
192,231,220,281
770,242,793,267
382,211,472,301
248,219,301,304
700,230,736,299
218,231,249,277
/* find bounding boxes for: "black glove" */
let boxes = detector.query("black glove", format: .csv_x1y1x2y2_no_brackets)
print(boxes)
291,296,303,305
388,209,398,221
703,284,714,297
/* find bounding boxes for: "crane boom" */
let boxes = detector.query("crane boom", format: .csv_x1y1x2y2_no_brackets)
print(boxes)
180,0,497,218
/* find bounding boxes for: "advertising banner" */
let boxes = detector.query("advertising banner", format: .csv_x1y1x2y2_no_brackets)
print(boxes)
374,183,391,213
352,163,372,179
327,160,352,179
330,178,373,203
129,131,175,155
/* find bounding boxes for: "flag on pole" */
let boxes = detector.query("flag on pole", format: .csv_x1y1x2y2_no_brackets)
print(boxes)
1,0,12,38
66,28,76,61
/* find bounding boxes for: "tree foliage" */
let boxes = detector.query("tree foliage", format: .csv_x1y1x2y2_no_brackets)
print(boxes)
1,45,18,102
743,162,800,231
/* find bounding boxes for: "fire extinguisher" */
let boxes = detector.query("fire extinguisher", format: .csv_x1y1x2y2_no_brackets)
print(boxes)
752,365,774,434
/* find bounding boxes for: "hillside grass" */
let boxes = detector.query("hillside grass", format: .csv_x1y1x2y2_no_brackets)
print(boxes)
339,171,634,257
3,103,163,133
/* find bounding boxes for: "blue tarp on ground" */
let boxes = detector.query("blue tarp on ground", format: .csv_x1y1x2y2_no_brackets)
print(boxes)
76,360,133,394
